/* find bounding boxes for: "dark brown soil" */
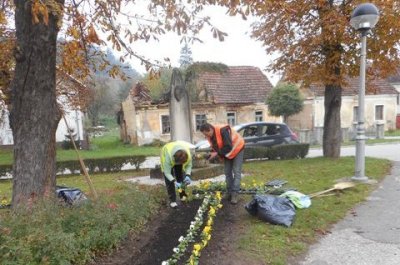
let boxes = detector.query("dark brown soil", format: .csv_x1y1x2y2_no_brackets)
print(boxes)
92,196,259,265
199,198,266,265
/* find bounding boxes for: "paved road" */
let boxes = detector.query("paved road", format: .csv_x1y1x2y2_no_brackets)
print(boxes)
297,143,400,265
307,142,400,161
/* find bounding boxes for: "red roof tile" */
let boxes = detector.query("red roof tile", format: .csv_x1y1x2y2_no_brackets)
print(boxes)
386,69,400,83
130,82,152,102
196,66,273,104
309,77,397,97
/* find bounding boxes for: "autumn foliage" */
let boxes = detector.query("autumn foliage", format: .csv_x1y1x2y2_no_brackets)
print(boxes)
202,0,400,88
2,0,400,205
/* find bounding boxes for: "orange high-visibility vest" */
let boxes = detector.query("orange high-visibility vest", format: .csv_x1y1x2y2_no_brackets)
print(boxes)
208,125,244,159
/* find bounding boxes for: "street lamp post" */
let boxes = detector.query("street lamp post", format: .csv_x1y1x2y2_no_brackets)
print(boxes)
350,3,379,182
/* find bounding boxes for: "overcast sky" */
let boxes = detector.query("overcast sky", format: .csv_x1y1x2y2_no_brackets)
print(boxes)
123,6,281,86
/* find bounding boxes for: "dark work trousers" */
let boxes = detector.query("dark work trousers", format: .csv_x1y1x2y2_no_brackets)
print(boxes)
224,149,244,194
164,164,188,203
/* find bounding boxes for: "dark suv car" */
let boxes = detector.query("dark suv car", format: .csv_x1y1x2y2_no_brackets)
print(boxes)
195,122,298,150
234,122,298,147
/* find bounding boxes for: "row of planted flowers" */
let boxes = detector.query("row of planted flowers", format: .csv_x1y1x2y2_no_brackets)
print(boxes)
162,190,223,265
192,179,271,195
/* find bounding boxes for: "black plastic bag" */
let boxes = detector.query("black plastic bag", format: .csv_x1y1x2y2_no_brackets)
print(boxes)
56,186,88,206
245,194,296,227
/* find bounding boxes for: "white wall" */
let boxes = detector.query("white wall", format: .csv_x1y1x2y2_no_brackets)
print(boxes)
313,94,397,131
0,111,13,145
391,83,400,114
56,109,85,142
0,107,85,145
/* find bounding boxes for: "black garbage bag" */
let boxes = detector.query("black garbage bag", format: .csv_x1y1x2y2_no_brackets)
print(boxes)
245,194,296,227
56,186,88,206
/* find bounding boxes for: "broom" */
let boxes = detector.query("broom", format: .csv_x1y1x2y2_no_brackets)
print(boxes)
308,182,356,198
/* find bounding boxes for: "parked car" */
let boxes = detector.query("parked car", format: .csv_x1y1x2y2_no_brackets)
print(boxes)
195,122,298,150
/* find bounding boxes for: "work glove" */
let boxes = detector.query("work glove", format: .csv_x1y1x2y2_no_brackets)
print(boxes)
175,181,182,189
183,175,192,185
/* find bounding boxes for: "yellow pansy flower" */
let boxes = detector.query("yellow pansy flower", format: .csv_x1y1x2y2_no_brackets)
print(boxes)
209,207,215,216
1,198,8,205
202,181,210,189
193,243,202,251
203,225,211,234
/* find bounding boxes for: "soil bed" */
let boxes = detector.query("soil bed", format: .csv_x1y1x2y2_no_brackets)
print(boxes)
93,196,254,265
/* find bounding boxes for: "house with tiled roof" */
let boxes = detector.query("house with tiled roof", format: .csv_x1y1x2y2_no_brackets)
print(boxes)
386,68,400,90
119,65,279,145
0,70,88,146
386,69,400,128
286,76,399,142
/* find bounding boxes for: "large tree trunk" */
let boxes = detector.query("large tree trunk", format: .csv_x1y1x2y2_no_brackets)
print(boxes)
10,0,64,206
322,85,342,158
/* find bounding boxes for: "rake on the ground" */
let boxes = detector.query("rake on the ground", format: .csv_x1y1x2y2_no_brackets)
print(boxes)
308,182,356,198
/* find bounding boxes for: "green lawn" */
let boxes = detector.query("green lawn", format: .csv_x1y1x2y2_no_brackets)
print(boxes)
0,156,391,265
237,157,390,264
2,129,400,165
0,130,161,165
385,128,400,136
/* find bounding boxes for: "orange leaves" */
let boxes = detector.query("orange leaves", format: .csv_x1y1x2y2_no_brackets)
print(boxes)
87,24,101,45
0,10,6,25
173,19,187,36
0,12,15,103
68,27,80,39
252,0,400,85
108,65,122,79
31,0,49,25
59,40,90,80
106,34,121,51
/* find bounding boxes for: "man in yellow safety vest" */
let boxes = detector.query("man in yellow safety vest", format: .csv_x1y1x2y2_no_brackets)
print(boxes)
160,141,193,208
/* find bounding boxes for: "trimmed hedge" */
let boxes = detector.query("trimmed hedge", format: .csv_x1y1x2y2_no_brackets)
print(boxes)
0,155,147,177
244,143,309,160
0,164,12,177
0,144,309,178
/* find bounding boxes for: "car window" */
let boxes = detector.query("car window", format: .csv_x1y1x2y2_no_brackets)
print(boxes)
242,125,258,137
275,125,282,135
263,125,281,136
236,127,245,137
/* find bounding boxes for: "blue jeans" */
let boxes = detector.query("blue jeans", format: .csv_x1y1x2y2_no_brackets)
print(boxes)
224,149,244,194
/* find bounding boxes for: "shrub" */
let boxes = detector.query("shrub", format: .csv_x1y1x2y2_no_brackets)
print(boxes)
0,164,12,176
57,156,147,175
61,140,81,150
0,156,147,177
142,139,166,147
243,144,309,160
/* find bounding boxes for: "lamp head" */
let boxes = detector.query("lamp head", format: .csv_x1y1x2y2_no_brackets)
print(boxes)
350,3,379,31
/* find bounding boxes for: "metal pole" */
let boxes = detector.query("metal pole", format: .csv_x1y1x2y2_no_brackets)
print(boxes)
352,30,369,181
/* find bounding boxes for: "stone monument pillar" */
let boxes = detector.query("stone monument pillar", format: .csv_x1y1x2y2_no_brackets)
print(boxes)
168,68,192,143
